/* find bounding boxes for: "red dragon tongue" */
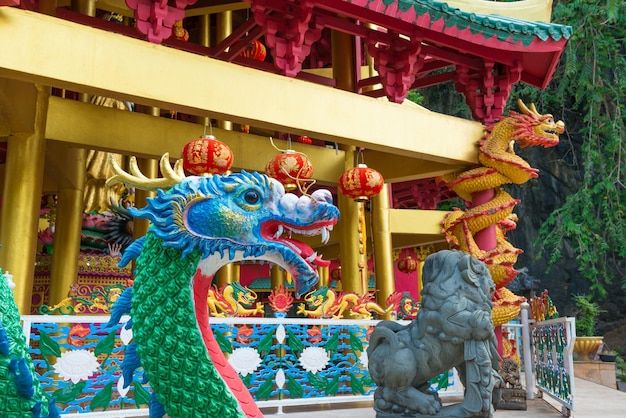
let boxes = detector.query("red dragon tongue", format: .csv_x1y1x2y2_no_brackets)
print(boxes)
287,238,330,267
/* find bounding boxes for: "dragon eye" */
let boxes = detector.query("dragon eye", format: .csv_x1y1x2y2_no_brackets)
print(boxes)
244,190,260,204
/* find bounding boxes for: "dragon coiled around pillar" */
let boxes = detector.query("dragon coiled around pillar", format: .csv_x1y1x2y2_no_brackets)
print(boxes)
442,100,564,325
105,154,339,418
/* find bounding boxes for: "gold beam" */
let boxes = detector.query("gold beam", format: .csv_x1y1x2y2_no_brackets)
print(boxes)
391,234,447,249
0,8,482,166
44,96,346,184
363,149,470,183
300,209,452,261
389,209,449,235
45,96,465,185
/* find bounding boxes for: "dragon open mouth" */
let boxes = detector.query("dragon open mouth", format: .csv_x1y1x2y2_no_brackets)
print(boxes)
260,220,335,269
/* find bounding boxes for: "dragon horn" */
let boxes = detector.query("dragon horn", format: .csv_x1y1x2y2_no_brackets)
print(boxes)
517,98,531,115
517,99,541,117
529,103,540,116
106,153,185,191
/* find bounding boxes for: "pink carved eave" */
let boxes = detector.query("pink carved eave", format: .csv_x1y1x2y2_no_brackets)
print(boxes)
126,0,197,44
316,0,568,89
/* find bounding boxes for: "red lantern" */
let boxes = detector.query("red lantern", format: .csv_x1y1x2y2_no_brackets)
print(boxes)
338,164,384,202
265,150,313,191
240,40,267,61
330,266,341,282
182,135,233,175
297,135,312,145
397,257,418,274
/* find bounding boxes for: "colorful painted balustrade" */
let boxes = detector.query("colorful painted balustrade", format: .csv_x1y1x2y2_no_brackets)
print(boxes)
21,315,463,416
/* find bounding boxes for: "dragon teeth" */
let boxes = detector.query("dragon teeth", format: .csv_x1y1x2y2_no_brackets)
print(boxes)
321,227,330,244
274,225,284,239
306,252,318,263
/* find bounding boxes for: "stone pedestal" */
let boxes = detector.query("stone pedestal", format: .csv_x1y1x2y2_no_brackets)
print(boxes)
497,388,527,410
574,361,617,389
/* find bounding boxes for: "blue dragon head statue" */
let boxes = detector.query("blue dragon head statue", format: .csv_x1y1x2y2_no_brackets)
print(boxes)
106,154,340,417
109,154,339,297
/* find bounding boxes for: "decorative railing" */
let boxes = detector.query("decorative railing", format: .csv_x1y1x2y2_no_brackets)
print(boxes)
22,314,464,417
530,316,576,415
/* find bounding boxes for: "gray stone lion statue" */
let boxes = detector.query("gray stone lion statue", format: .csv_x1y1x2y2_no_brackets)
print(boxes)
367,250,502,417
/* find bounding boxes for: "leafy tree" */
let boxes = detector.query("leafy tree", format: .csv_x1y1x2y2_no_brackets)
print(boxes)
513,0,626,299
414,1,625,301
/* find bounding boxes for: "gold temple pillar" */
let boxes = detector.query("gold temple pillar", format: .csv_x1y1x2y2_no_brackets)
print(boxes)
332,27,364,295
0,82,48,314
46,0,94,307
215,10,232,136
371,184,394,317
270,264,285,290
196,14,211,129
337,153,363,295
317,265,329,289
132,157,158,239
48,145,86,305
416,245,434,300
215,11,236,287
133,107,159,239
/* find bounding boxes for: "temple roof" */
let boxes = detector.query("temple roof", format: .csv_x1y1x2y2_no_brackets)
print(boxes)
348,0,572,45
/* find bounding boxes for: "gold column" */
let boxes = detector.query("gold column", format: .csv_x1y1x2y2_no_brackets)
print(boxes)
371,184,394,317
416,245,434,300
48,146,86,305
336,153,362,295
133,107,159,240
214,10,236,286
0,84,49,314
71,0,95,17
46,0,94,307
215,11,233,132
196,14,211,128
332,28,363,295
49,0,92,302
216,263,235,287
198,14,211,47
132,157,158,239
270,264,285,290
317,265,329,289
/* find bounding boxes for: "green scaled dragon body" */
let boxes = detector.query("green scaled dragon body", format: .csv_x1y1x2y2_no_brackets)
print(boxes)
107,156,339,418
0,262,59,417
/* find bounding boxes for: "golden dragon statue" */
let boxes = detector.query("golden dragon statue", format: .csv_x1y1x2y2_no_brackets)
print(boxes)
297,286,389,319
442,99,564,326
207,282,264,317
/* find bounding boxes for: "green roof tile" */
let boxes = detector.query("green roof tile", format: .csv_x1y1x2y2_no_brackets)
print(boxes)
356,0,572,46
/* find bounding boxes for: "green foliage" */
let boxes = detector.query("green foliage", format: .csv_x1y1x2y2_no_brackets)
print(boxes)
573,294,603,336
286,328,303,355
52,381,86,404
517,0,626,299
615,353,626,382
406,90,423,106
90,382,113,411
213,329,233,354
132,380,151,407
